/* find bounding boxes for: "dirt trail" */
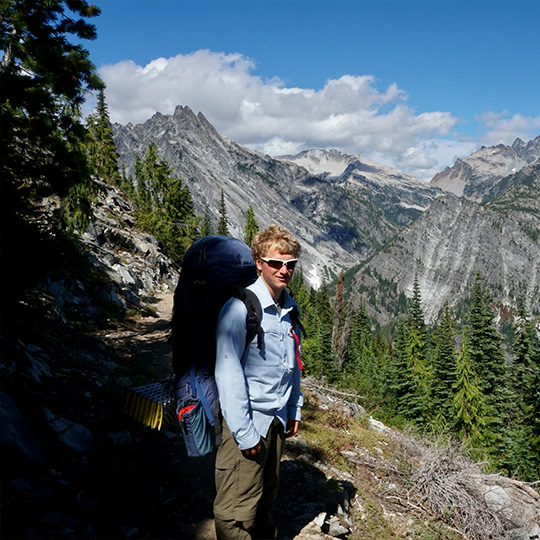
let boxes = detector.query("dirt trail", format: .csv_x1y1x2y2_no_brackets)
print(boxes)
121,293,218,539
116,293,332,540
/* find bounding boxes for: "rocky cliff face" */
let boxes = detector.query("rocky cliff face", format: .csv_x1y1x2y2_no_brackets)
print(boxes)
430,136,540,202
350,187,540,324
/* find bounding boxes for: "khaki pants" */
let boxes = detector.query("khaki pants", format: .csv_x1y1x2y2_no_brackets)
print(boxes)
214,418,285,540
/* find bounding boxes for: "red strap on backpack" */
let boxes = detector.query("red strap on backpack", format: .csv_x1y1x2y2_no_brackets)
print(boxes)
291,328,303,371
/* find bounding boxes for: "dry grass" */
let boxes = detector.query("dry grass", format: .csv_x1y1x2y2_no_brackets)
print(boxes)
408,437,515,540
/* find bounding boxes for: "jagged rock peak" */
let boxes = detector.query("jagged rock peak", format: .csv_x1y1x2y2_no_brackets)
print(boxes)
512,134,540,161
430,135,540,201
173,104,196,118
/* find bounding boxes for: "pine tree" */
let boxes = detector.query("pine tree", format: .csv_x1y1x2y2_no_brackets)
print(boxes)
217,190,229,236
86,88,121,185
343,302,386,402
453,334,489,453
332,270,349,370
345,302,371,376
513,297,537,382
303,283,336,381
508,297,540,479
288,268,310,326
389,318,424,422
161,176,199,261
1,1,103,223
409,276,427,338
524,361,540,479
402,277,429,419
200,207,214,237
243,205,259,246
466,272,509,438
86,89,117,180
467,272,508,399
465,272,516,469
1,0,103,304
133,143,198,262
429,302,458,426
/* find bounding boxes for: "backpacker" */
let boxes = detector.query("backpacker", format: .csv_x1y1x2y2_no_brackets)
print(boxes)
171,235,261,457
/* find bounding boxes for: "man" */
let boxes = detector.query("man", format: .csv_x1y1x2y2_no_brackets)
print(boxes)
214,224,304,540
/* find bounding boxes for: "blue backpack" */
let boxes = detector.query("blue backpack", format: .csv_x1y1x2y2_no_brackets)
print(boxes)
171,236,261,457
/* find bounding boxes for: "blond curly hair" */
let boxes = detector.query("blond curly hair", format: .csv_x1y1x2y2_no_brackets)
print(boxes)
251,224,301,259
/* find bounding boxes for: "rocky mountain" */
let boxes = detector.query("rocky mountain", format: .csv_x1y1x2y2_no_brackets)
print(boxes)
430,136,540,202
113,106,354,287
349,173,540,325
112,107,440,287
281,148,442,226
112,105,540,326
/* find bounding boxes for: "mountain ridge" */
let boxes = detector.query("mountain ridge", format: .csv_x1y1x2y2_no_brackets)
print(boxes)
112,106,439,286
430,136,540,202
112,105,540,325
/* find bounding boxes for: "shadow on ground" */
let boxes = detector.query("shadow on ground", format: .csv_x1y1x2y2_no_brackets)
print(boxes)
1,295,347,540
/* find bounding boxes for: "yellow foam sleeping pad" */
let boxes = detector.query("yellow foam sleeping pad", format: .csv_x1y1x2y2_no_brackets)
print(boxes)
123,376,176,430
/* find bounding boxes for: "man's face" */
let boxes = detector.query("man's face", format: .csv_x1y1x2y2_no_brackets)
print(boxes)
256,245,296,300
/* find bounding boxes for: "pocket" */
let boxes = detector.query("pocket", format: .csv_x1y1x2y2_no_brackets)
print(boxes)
248,328,283,367
179,400,214,457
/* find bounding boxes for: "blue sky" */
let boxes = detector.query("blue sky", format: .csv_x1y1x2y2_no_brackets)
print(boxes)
83,0,540,180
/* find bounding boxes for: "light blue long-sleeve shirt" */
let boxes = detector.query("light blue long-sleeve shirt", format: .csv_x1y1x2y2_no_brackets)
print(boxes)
214,277,303,450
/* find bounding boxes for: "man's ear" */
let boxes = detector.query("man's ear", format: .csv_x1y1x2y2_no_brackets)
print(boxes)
255,258,264,273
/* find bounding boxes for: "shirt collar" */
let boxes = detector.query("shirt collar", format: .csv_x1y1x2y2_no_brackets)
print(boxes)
250,276,295,312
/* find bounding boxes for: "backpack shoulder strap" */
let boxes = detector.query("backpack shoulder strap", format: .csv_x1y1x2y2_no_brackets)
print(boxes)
243,288,263,350
232,286,263,350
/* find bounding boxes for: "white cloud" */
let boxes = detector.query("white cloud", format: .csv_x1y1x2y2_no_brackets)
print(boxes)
96,50,534,181
476,111,540,146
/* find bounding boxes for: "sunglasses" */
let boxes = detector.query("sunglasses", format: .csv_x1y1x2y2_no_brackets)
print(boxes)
260,257,298,271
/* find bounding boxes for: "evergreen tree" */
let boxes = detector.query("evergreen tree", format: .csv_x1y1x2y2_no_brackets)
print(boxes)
86,88,120,185
409,276,427,338
161,176,199,261
345,302,371,376
217,190,229,236
429,302,458,425
467,272,508,398
1,0,103,304
133,143,198,262
463,272,521,472
508,298,540,479
134,155,151,214
303,283,336,381
453,334,489,453
524,361,540,479
200,207,214,237
243,205,259,246
466,272,509,443
1,0,103,225
342,302,386,402
513,297,537,383
396,277,430,420
288,268,310,326
332,271,349,370
389,318,424,422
